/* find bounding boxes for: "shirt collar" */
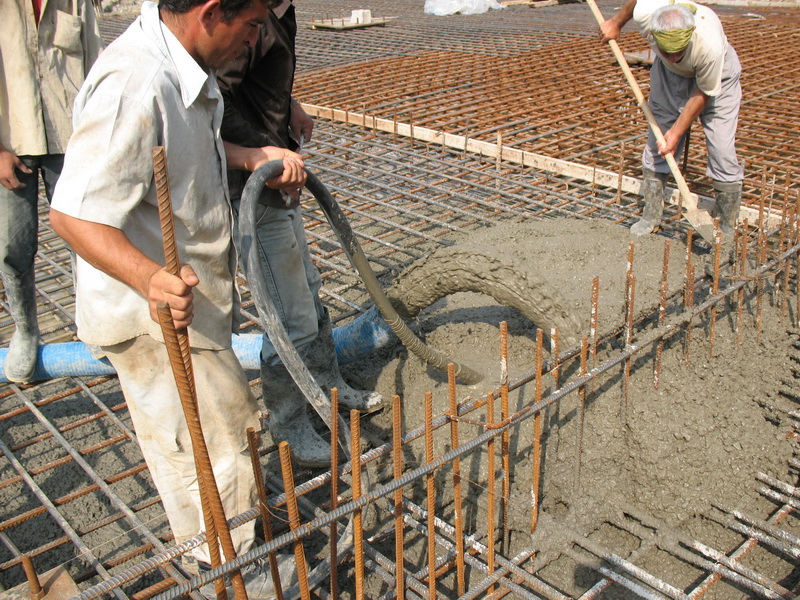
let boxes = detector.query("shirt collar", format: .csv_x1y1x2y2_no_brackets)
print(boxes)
141,1,215,108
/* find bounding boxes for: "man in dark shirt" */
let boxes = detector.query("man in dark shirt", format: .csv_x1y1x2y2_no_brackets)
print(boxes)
218,0,383,468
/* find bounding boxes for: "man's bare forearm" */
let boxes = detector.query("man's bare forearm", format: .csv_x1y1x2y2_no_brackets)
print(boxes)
50,209,160,296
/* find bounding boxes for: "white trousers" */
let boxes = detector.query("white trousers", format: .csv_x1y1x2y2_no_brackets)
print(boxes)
104,334,261,563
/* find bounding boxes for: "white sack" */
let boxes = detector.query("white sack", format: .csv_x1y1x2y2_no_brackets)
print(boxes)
424,0,506,16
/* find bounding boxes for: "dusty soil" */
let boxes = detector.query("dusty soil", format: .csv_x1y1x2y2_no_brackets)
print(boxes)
335,218,798,598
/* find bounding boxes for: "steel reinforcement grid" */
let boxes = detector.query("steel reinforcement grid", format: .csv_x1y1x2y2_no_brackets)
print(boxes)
0,0,798,598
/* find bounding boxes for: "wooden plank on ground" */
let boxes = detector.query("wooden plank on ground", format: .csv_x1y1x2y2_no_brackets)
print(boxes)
301,103,780,229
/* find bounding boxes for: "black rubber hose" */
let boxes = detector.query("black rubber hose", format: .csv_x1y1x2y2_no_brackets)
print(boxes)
238,161,349,451
241,161,482,387
303,168,483,384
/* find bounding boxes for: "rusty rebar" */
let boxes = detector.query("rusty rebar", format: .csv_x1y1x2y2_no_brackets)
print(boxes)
486,390,497,596
153,146,241,600
655,239,670,389
530,329,544,534
277,442,310,600
499,321,510,554
576,337,588,490
424,392,437,600
350,411,364,600
622,273,635,427
329,389,339,600
21,555,44,600
392,395,405,600
737,220,748,346
710,228,721,359
246,429,284,600
447,364,466,596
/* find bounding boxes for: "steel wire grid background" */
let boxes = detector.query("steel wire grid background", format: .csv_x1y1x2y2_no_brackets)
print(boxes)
0,0,798,598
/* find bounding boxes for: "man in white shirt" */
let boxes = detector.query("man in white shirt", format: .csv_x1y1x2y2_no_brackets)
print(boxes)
0,0,102,382
600,0,744,239
50,0,304,596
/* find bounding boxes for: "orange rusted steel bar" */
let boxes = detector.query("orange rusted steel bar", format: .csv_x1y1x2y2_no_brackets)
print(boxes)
277,442,311,600
710,229,721,359
577,337,588,490
447,364,466,596
424,392,437,600
530,329,544,534
486,390,497,596
246,428,284,600
153,146,242,600
392,394,406,600
329,389,339,600
21,555,44,600
350,410,364,600
655,240,670,389
499,321,511,554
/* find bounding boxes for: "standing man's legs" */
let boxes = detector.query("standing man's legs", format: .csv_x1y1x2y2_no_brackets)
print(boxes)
104,335,261,562
0,154,62,382
633,61,693,235
702,46,744,235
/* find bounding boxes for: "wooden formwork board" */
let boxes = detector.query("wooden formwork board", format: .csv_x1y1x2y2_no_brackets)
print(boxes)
302,102,782,230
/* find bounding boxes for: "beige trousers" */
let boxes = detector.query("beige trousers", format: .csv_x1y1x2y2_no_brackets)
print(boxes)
104,334,261,563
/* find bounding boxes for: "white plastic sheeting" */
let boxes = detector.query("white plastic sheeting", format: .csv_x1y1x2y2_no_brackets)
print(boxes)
424,0,506,16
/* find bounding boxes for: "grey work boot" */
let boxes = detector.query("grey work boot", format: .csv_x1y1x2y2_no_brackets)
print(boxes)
711,181,742,237
631,169,668,236
261,361,331,468
703,181,742,278
3,269,40,383
305,311,384,413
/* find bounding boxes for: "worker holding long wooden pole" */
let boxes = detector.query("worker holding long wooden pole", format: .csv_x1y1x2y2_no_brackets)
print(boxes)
48,0,305,597
596,0,744,241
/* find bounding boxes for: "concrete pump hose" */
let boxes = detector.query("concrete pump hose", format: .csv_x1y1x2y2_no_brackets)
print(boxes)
301,168,484,385
239,161,352,459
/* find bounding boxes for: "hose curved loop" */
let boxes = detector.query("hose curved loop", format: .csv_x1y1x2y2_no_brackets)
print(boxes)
302,168,483,384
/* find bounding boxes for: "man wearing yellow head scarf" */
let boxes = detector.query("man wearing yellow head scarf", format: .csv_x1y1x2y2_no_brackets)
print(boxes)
599,0,743,240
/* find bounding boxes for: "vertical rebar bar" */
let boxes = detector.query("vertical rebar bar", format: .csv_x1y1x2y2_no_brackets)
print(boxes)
330,389,339,600
447,365,466,596
655,240,670,389
246,428,284,600
736,220,748,347
153,146,237,600
576,337,588,491
350,411,364,600
486,390,497,596
710,228,721,359
590,276,599,374
424,393,437,600
551,327,560,389
530,329,544,534
21,555,44,600
277,442,310,600
622,274,635,427
684,231,695,362
499,322,510,554
392,395,406,600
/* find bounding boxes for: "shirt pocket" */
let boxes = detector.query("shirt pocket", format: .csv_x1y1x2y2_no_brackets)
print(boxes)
53,10,83,54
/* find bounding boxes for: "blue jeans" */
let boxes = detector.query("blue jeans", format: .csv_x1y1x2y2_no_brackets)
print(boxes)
0,154,63,277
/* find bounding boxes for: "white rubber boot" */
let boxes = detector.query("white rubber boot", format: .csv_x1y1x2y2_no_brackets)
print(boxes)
3,269,40,383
